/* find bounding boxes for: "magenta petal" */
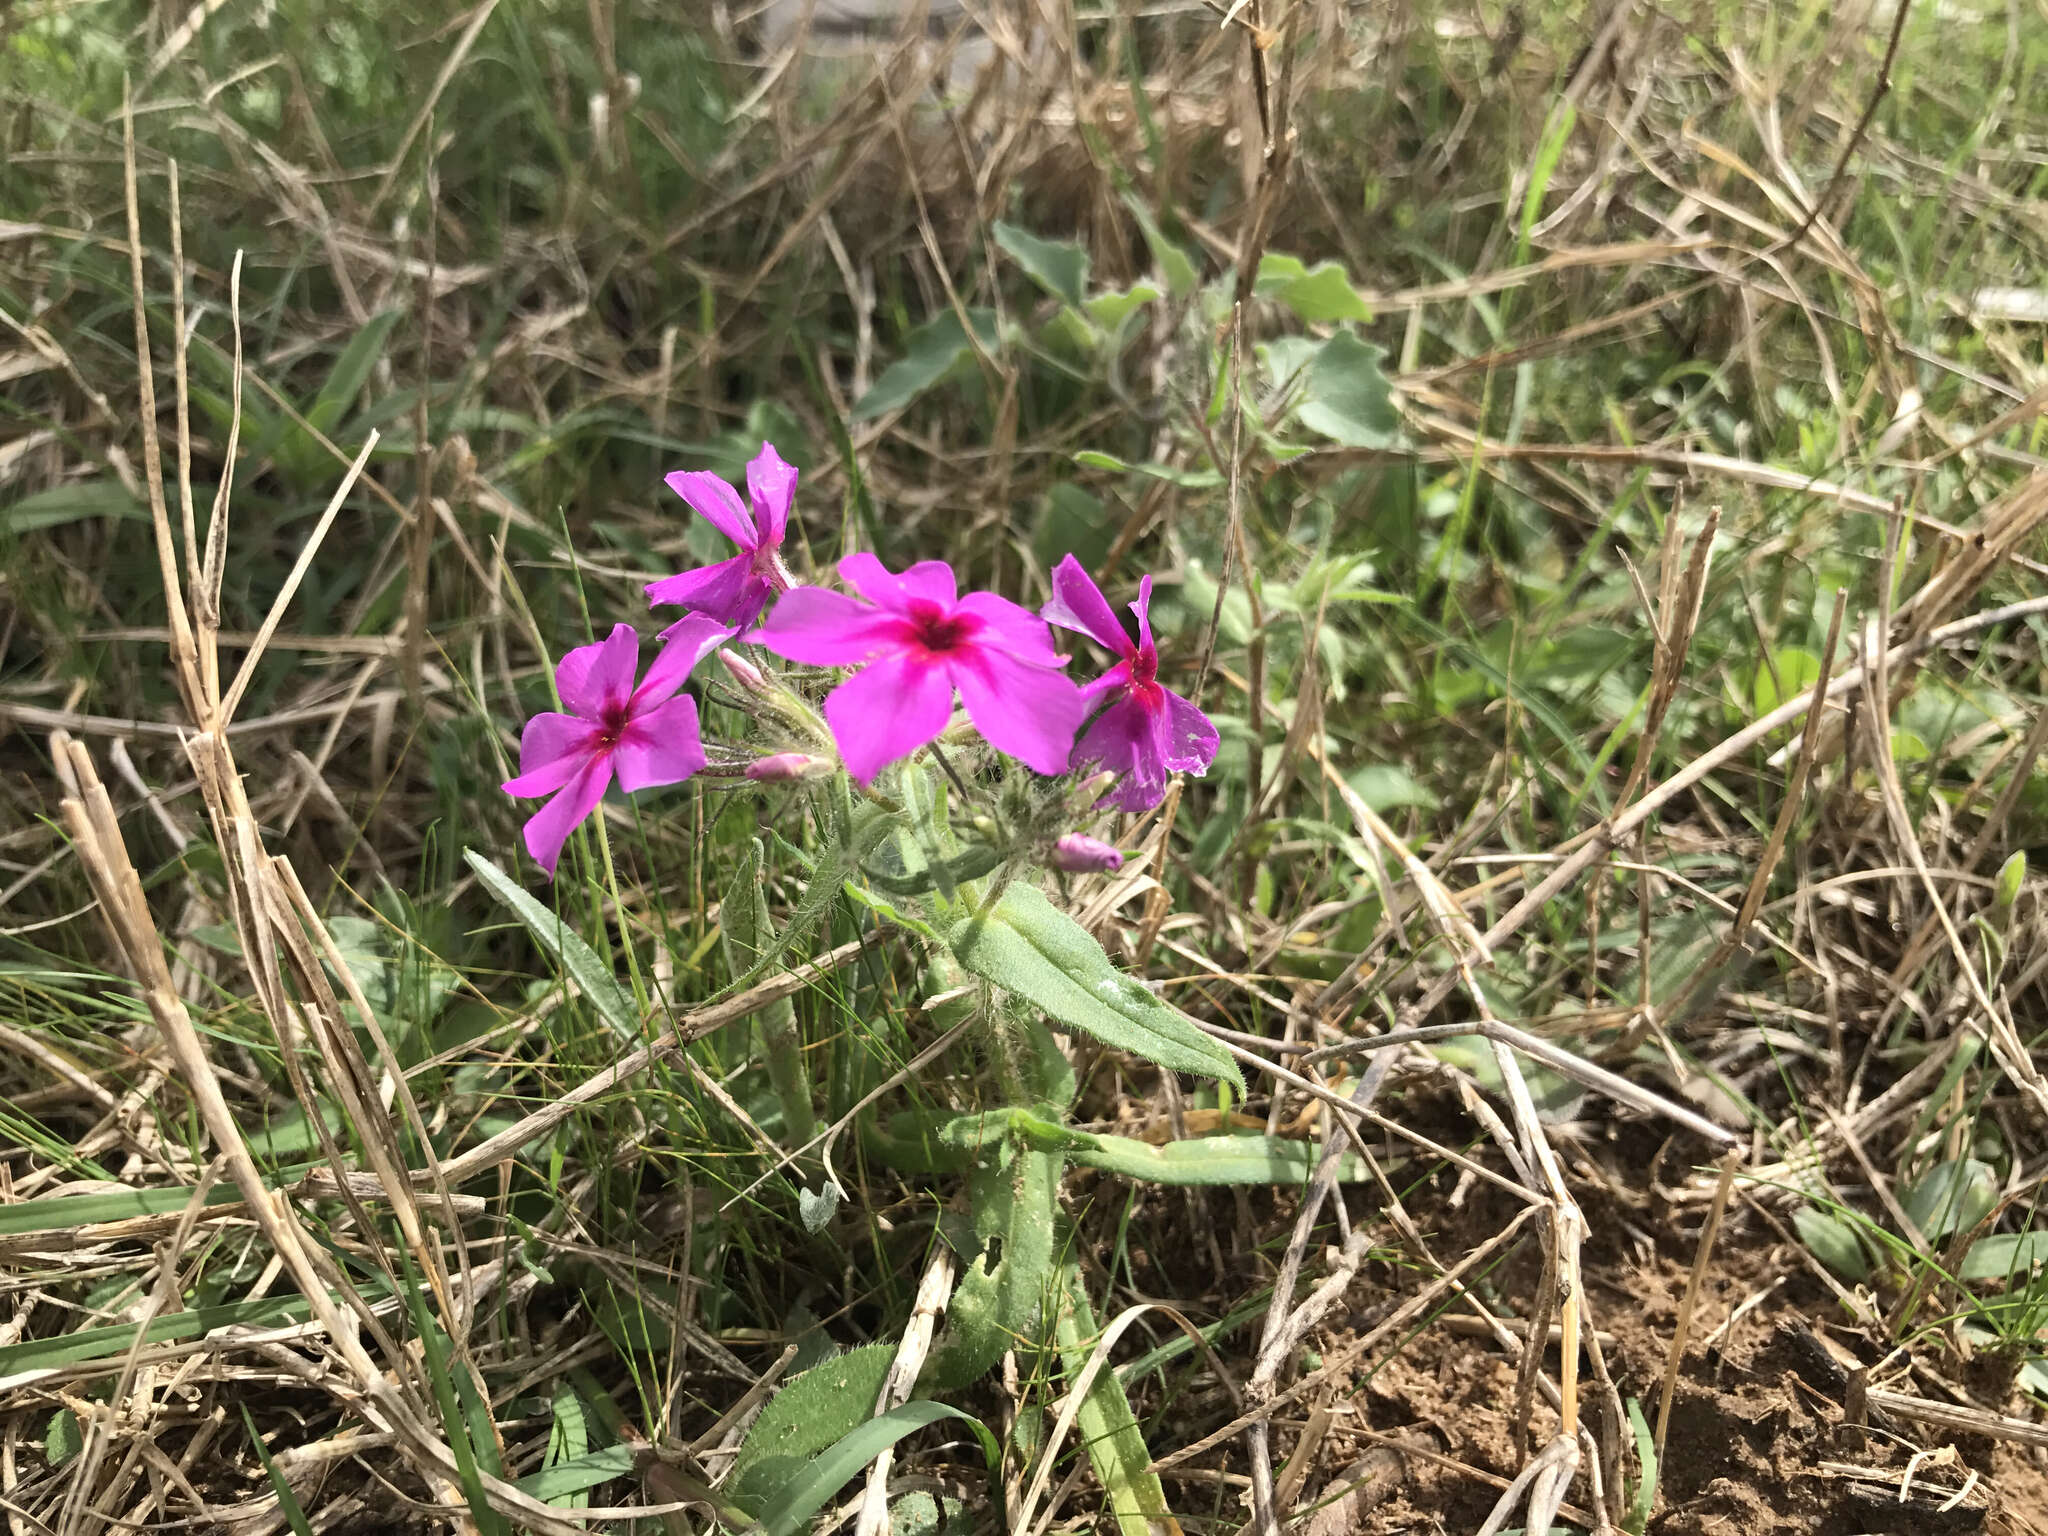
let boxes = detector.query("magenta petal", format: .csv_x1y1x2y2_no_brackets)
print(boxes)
503,713,600,797
1130,574,1156,654
644,553,765,630
635,614,736,707
824,654,956,782
665,469,756,549
745,442,798,544
955,591,1069,668
952,648,1085,776
757,586,908,666
1160,686,1219,774
838,553,957,613
1075,697,1171,812
1042,555,1133,656
521,758,614,878
614,695,706,792
556,624,640,719
893,561,957,606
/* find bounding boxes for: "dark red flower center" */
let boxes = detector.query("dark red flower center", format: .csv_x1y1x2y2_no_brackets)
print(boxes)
1128,645,1159,687
906,602,976,658
595,701,631,749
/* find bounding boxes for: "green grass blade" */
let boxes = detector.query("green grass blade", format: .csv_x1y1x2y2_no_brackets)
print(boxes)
465,850,639,1039
242,1406,317,1536
753,1400,997,1536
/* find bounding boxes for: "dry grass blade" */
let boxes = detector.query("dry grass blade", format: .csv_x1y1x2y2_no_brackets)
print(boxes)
853,1245,957,1536
219,434,379,727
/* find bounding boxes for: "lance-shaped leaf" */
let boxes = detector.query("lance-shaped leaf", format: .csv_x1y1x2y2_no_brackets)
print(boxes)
945,885,1243,1094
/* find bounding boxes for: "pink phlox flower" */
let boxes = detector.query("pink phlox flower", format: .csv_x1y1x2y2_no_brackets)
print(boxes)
501,615,735,876
755,553,1086,783
1041,554,1219,812
645,441,797,632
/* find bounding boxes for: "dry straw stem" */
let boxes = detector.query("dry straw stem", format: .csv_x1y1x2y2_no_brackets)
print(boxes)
89,117,885,1531
1152,1203,1544,1475
1385,586,2048,1038
1651,1149,1741,1473
1856,608,2048,1120
1615,503,1719,808
1241,1053,1398,1536
854,1244,958,1536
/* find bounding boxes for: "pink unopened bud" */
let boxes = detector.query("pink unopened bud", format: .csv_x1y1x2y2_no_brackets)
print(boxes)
746,752,829,783
1052,833,1124,874
719,649,770,693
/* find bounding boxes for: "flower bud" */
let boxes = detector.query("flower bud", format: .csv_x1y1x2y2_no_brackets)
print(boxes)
719,649,770,693
1068,770,1120,807
745,752,830,783
1051,833,1124,874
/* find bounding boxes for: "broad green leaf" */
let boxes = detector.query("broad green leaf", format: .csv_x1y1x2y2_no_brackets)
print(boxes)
994,221,1089,310
517,1443,634,1502
1254,253,1372,323
1902,1158,1996,1242
946,884,1244,1093
306,309,403,439
1794,1206,1869,1281
1260,334,1322,388
1034,483,1115,574
1995,851,2027,911
798,1184,839,1233
891,1489,969,1536
539,1380,595,1509
853,307,1001,419
726,1344,897,1511
1084,281,1161,332
1293,331,1398,449
1056,1260,1179,1536
248,1102,341,1160
1752,647,1821,716
1120,193,1197,298
45,1409,82,1467
1066,1131,1369,1186
2,481,144,535
465,851,639,1040
1961,1231,2048,1282
1347,764,1438,813
926,1146,1060,1387
753,1401,998,1536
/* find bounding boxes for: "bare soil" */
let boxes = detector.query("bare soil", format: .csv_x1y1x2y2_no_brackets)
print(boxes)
1272,1165,2048,1536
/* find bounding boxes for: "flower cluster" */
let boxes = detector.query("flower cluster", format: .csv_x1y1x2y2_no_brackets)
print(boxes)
501,442,1220,875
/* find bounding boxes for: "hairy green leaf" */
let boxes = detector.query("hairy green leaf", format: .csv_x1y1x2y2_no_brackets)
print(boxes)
754,1401,997,1536
1293,330,1398,449
726,1343,896,1511
1056,1261,1178,1536
994,221,1090,310
926,1145,1060,1387
853,308,1001,419
465,850,639,1039
947,884,1243,1093
1254,253,1372,323
1066,1131,1370,1187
